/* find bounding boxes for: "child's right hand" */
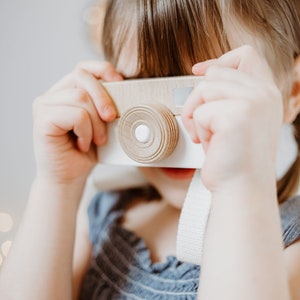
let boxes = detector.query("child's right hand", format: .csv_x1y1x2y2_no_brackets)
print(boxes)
32,61,123,185
182,46,283,193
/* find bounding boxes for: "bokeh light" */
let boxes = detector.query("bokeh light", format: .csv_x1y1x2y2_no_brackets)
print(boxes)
1,240,12,257
0,212,14,268
0,213,14,232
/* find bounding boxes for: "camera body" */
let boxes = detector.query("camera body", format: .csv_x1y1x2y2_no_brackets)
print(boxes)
98,76,205,168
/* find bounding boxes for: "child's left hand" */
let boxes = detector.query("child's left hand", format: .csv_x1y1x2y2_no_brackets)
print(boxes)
182,45,283,192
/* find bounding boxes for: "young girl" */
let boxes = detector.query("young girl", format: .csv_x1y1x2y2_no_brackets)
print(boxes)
1,0,300,299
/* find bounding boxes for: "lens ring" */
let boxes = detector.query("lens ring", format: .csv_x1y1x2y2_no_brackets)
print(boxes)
118,104,179,163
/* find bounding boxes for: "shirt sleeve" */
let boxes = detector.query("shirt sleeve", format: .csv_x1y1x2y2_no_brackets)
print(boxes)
87,191,120,247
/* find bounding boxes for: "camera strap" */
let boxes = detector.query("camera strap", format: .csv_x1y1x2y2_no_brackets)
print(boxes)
176,169,211,265
176,124,299,265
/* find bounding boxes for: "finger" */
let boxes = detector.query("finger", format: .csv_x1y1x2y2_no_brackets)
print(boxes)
192,58,218,75
182,101,215,145
36,89,107,146
48,61,124,121
183,98,246,147
49,61,123,92
76,60,123,82
203,65,257,87
182,78,241,127
191,117,212,145
181,81,205,143
37,106,93,153
182,115,201,144
192,99,245,138
184,75,255,114
192,45,273,81
182,100,217,145
49,68,118,122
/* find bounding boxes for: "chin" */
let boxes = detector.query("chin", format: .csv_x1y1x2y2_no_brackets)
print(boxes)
138,167,193,209
164,193,186,209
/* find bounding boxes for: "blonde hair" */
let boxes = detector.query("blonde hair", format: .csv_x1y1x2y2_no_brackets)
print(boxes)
101,0,300,203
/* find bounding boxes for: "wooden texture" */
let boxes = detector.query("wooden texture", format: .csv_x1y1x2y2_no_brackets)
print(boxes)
102,76,203,116
118,104,179,163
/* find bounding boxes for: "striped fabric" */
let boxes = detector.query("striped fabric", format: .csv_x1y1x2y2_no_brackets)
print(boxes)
79,191,300,299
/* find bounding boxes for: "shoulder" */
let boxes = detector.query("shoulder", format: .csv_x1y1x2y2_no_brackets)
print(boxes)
87,191,123,246
280,195,300,247
282,196,300,299
88,191,121,221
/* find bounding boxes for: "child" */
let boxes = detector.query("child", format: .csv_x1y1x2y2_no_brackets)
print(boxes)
1,0,300,299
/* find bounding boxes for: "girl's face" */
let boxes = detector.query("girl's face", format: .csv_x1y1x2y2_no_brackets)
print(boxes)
116,43,196,209
115,23,300,210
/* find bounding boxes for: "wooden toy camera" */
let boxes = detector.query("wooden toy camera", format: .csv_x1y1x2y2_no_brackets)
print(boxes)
98,76,205,168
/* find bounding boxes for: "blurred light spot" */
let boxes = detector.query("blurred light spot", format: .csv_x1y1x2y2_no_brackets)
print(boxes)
0,253,3,268
0,213,14,232
1,240,12,257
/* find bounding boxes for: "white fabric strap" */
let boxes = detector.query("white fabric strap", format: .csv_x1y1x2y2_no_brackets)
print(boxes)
176,169,211,265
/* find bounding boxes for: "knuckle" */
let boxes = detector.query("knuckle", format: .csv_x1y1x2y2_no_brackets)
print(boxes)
32,96,40,109
198,82,211,100
33,94,45,105
73,66,86,79
73,89,90,104
205,66,220,79
32,95,44,114
241,44,256,56
239,101,255,116
75,61,87,70
33,109,50,135
76,60,114,72
101,61,114,72
224,103,253,129
77,108,90,124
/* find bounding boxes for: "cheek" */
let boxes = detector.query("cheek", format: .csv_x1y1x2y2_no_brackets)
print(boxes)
138,167,157,181
138,167,164,189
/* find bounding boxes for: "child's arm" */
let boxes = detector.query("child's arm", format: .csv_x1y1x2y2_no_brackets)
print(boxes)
0,61,123,300
284,241,300,299
72,175,97,299
183,45,290,300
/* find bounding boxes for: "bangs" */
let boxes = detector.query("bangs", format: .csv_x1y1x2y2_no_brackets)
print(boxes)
102,0,138,68
103,0,230,78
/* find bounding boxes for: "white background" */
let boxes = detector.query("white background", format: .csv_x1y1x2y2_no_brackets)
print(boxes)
0,0,100,256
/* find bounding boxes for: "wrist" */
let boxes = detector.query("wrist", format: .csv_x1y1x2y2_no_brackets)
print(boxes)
210,170,278,203
30,176,87,210
33,172,87,191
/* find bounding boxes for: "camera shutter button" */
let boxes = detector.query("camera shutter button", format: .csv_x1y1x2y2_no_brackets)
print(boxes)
135,124,150,143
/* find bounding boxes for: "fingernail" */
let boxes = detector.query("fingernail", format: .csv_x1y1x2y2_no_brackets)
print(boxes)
192,63,202,74
103,105,117,120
